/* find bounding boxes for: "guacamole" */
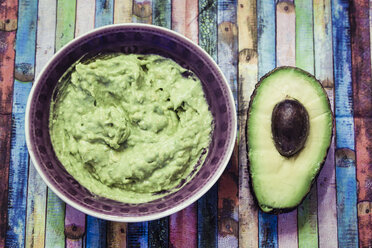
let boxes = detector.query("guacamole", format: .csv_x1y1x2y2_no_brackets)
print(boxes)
49,53,213,203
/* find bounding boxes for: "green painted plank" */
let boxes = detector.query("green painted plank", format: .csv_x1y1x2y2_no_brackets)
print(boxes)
45,0,77,247
295,0,318,247
153,0,171,28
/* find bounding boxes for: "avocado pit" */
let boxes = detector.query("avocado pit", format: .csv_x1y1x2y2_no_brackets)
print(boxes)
271,99,309,157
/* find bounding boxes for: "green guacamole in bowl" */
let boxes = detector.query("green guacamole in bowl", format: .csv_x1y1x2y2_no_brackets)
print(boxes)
49,53,213,203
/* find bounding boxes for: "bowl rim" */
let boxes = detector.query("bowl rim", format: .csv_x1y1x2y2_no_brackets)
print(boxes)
25,23,237,222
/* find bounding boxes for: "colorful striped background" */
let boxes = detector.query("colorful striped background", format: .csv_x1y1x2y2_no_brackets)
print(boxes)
0,0,371,247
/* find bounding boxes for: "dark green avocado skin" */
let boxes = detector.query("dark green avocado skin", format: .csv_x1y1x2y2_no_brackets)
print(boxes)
245,66,334,214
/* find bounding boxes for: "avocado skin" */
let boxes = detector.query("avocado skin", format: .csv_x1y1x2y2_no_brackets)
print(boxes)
245,66,334,214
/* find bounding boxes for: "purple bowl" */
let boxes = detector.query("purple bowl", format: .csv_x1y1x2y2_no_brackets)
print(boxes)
25,24,236,222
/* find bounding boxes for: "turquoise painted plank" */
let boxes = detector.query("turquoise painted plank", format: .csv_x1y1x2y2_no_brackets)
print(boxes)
152,0,171,28
257,1,278,247
331,0,359,247
198,0,218,247
127,222,149,247
5,0,38,247
45,191,66,248
95,0,114,27
86,215,107,248
147,2,171,247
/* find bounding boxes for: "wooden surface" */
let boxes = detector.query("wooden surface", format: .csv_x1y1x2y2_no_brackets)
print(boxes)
0,0,371,247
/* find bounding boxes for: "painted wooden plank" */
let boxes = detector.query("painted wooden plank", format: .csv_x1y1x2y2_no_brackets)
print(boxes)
45,1,77,247
65,205,86,247
0,0,17,32
84,1,115,247
237,0,259,247
171,0,199,42
122,2,150,247
127,222,149,247
95,0,114,27
148,218,169,248
0,5,16,242
295,1,319,247
25,1,56,247
349,1,372,247
169,204,197,248
107,222,127,248
105,2,133,248
5,0,38,246
332,0,359,246
145,2,171,247
65,1,96,247
114,0,133,23
255,1,279,247
216,2,238,248
45,191,66,248
275,1,298,248
75,0,95,37
198,0,218,247
169,2,198,246
132,0,153,24
153,0,171,28
313,0,338,247
86,215,107,248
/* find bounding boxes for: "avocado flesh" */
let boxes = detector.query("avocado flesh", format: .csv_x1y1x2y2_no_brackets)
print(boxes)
247,67,333,213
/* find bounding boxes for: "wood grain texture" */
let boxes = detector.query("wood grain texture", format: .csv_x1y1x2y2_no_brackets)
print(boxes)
295,1,319,247
256,1,279,247
24,1,55,247
95,0,114,27
276,1,295,67
75,0,95,37
127,222,149,247
217,2,238,246
332,0,359,246
198,1,218,247
169,2,198,246
107,222,127,248
45,191,66,248
65,205,86,240
349,1,372,247
0,0,17,31
5,0,38,246
0,28,16,248
132,0,153,24
169,204,197,248
114,0,133,23
171,0,199,42
146,3,170,246
153,0,171,28
86,215,107,248
275,1,298,247
237,0,259,247
45,1,77,247
313,0,338,247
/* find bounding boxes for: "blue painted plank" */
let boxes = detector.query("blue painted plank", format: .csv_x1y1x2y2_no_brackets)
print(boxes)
5,0,38,247
257,1,278,247
86,215,107,248
127,222,149,247
257,0,276,77
198,0,218,247
152,0,171,29
95,0,114,27
331,0,359,247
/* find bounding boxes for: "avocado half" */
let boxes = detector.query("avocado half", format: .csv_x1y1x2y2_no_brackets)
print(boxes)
246,66,333,213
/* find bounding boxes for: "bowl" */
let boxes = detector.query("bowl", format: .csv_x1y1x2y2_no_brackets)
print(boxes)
25,24,236,222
